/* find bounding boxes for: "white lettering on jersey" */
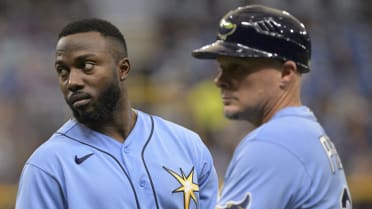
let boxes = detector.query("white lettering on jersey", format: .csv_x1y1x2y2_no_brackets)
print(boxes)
319,135,343,173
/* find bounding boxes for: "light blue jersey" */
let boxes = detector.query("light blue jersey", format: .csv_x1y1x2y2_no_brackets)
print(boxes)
217,106,352,209
16,110,218,209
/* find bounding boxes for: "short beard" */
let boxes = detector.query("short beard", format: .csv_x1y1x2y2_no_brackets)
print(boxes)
224,111,241,120
224,109,261,126
70,82,121,126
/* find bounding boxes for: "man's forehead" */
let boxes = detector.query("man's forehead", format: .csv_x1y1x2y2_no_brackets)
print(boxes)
56,32,107,53
56,36,111,59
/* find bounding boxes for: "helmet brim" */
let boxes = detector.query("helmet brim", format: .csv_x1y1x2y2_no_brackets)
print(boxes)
192,40,277,59
192,40,310,73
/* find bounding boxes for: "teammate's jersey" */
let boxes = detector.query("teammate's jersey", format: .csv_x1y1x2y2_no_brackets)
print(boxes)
16,110,218,209
217,106,352,209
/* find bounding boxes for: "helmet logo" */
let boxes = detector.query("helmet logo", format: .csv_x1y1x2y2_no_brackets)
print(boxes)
218,19,237,40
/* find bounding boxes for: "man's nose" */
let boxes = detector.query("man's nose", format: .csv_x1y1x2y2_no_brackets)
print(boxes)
213,70,230,89
67,69,84,92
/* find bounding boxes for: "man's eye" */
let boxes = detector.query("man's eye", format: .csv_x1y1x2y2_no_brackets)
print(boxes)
83,62,95,71
56,66,68,77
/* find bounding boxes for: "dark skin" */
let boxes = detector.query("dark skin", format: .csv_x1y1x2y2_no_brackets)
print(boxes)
55,32,136,142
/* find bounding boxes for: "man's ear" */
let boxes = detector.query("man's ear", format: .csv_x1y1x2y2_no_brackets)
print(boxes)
118,58,130,81
280,60,297,88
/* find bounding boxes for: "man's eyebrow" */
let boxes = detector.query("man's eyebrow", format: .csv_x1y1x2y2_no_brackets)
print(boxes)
55,53,98,64
75,54,98,60
80,53,97,58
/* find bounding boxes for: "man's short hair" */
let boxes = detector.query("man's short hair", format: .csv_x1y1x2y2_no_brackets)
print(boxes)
58,18,128,58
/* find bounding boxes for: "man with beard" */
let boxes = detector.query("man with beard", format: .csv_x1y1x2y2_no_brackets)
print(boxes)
16,18,218,209
192,5,351,209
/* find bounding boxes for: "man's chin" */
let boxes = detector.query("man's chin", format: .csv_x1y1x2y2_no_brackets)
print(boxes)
224,108,241,120
72,109,99,124
73,114,92,124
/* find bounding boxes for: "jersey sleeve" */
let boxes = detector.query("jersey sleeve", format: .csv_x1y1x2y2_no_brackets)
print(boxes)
196,137,219,209
16,163,65,209
217,141,311,209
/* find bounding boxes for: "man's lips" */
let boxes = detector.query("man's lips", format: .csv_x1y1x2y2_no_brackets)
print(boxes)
221,96,235,104
68,93,91,108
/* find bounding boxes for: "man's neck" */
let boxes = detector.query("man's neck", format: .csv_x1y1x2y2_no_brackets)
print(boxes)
87,108,138,143
261,92,301,125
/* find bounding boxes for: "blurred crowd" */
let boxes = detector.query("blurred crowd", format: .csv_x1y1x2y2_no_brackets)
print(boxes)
0,0,371,208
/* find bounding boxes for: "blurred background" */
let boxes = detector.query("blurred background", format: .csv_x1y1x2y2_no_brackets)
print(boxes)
0,0,371,208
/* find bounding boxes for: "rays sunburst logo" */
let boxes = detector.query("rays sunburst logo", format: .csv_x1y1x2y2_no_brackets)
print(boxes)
218,19,237,40
163,166,199,209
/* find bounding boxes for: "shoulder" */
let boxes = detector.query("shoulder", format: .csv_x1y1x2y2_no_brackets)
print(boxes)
256,106,325,141
228,123,320,187
258,116,323,142
247,109,327,164
231,108,335,185
148,112,201,142
152,113,209,151
237,119,327,178
26,133,75,165
141,111,213,160
25,121,88,173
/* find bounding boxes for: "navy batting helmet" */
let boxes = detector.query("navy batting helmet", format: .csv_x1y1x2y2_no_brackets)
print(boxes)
192,5,311,73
